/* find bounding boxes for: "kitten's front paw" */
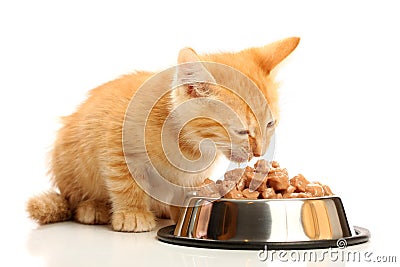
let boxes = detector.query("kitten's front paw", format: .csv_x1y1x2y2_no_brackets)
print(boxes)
111,209,156,232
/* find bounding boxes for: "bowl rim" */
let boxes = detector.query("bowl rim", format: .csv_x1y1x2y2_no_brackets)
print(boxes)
187,195,339,203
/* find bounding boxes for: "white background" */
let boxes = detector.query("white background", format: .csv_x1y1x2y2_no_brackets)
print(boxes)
1,0,399,266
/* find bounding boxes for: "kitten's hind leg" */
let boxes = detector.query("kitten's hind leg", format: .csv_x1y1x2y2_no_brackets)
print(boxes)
108,177,156,232
74,200,111,225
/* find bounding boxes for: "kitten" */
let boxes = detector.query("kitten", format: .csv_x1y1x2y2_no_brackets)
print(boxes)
26,37,299,232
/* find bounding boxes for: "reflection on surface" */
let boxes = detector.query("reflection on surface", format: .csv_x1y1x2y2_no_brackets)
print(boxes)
26,220,369,267
207,201,238,240
302,200,333,239
194,201,212,238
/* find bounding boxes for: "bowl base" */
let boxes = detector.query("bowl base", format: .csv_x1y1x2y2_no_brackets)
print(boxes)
157,225,370,250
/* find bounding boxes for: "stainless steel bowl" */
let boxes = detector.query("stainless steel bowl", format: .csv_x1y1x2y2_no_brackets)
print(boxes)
157,196,370,250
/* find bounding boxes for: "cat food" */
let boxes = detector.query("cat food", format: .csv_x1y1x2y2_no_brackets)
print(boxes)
199,160,333,199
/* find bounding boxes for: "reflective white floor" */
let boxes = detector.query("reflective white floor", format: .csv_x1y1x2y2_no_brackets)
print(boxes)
3,210,397,267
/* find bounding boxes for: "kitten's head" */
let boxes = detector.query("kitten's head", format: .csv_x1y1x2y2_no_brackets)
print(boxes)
170,37,299,163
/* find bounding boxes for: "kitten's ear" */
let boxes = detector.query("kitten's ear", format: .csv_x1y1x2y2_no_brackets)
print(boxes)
173,48,216,97
255,37,300,74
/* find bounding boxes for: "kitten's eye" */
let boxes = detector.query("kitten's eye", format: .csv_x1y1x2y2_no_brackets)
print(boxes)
236,130,249,135
267,120,275,128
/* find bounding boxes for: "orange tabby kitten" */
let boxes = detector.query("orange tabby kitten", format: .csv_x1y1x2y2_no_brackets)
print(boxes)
27,37,299,232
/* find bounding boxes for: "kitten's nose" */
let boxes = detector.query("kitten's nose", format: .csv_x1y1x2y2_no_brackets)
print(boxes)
249,136,261,158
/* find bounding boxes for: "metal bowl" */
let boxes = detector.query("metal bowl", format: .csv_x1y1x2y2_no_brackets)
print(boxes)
157,196,370,250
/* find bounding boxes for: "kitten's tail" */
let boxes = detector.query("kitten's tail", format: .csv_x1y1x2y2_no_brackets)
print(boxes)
26,191,71,224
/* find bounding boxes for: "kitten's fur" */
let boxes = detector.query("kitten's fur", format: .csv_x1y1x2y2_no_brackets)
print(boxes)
27,37,299,232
